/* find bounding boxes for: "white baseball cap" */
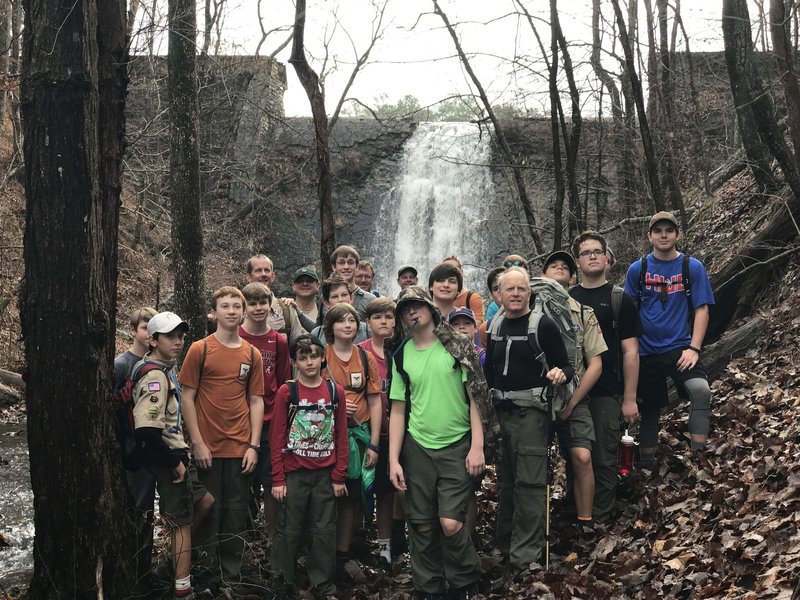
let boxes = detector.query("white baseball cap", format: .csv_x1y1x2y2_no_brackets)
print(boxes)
147,311,189,336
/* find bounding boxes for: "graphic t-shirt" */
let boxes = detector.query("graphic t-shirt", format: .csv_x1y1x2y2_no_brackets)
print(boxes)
358,338,389,440
570,283,641,397
178,335,264,458
624,253,714,356
389,338,470,450
238,326,292,422
270,380,349,485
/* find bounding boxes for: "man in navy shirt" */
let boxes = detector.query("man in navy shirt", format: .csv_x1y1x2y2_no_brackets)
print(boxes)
624,212,715,468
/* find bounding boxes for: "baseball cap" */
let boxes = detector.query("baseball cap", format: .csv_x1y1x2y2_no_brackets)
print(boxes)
648,211,680,231
397,265,418,277
293,266,319,282
448,307,477,325
543,251,577,276
147,311,189,336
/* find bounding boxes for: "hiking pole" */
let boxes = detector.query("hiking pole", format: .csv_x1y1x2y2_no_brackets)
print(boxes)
390,318,419,361
544,384,554,571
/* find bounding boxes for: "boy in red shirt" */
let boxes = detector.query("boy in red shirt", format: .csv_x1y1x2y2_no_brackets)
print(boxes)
358,297,397,566
270,335,349,596
238,282,292,534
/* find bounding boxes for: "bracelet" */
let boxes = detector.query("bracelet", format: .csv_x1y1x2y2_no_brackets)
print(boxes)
367,442,380,453
688,345,701,355
248,444,260,451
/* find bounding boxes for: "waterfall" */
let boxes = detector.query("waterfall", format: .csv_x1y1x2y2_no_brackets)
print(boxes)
371,122,497,298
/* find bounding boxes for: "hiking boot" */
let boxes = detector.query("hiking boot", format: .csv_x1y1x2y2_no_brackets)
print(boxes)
446,581,479,599
335,553,353,586
413,591,446,600
391,520,408,558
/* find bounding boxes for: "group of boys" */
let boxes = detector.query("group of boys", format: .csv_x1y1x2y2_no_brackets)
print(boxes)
115,211,714,600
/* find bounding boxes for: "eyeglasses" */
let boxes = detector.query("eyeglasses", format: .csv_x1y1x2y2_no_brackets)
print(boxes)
578,250,605,258
504,260,525,268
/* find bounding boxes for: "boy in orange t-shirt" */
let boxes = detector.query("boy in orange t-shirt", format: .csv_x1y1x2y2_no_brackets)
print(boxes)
321,303,381,583
180,286,265,589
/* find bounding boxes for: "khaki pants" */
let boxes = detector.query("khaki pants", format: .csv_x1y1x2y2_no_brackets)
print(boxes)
401,434,481,594
495,406,550,573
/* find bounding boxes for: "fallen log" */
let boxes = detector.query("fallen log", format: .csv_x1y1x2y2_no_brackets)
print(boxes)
0,368,24,390
666,317,767,412
0,382,22,408
708,154,747,192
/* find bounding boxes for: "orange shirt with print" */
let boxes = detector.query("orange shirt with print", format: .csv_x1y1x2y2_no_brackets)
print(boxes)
324,345,381,426
179,335,264,458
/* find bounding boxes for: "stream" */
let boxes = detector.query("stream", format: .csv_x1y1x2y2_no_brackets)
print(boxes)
0,421,32,590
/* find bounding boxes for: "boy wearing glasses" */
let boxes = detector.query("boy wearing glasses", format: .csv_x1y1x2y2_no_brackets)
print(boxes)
624,212,714,468
570,231,640,522
331,245,376,319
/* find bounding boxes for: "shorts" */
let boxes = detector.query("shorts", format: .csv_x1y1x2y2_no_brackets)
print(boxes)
638,348,708,411
553,399,596,450
154,458,195,528
346,437,366,497
253,421,272,489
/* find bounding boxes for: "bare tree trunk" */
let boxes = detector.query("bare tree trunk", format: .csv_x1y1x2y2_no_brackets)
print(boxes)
547,8,565,250
168,0,207,346
769,0,800,162
610,0,665,212
590,0,627,218
644,0,661,121
447,0,544,253
289,0,336,276
553,1,584,236
20,0,138,596
0,0,11,121
723,0,779,192
9,0,20,156
127,0,140,40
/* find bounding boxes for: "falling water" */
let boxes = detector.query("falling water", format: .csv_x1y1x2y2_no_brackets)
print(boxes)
371,122,498,297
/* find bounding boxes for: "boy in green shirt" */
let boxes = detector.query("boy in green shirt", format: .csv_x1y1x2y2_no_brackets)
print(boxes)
388,286,485,599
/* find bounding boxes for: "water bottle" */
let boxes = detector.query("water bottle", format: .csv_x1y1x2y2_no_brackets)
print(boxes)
617,429,635,476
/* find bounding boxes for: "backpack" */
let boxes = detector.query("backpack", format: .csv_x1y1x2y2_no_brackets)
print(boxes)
489,277,581,418
284,379,340,455
610,284,625,384
111,361,170,471
197,336,255,390
636,254,693,320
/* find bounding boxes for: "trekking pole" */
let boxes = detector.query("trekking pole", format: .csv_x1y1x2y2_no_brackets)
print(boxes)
544,384,554,571
390,318,419,361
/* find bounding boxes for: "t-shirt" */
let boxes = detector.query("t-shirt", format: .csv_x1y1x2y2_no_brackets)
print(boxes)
238,326,292,422
624,253,714,356
570,283,642,397
484,312,573,391
270,380,349,485
358,338,389,440
178,335,264,458
324,344,381,427
114,350,141,390
389,338,470,450
455,288,485,324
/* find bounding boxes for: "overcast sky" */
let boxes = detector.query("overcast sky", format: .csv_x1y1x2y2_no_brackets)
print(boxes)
137,0,762,117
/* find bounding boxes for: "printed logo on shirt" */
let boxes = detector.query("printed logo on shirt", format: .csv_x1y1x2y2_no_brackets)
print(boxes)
350,372,363,389
644,273,685,295
239,363,251,380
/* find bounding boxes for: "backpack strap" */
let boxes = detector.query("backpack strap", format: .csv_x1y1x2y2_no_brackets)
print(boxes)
197,337,209,388
610,285,625,383
637,256,647,309
682,253,695,322
465,290,474,311
279,300,293,338
527,309,548,377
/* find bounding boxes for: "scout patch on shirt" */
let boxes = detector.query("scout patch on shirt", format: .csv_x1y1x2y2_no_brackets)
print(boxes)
147,381,161,392
587,313,603,334
146,405,159,419
350,372,363,390
239,362,251,380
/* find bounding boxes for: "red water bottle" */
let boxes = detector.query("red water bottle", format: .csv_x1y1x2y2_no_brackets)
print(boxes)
617,430,635,476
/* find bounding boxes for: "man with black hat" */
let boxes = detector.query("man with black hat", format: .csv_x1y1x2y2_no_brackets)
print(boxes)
624,212,715,468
